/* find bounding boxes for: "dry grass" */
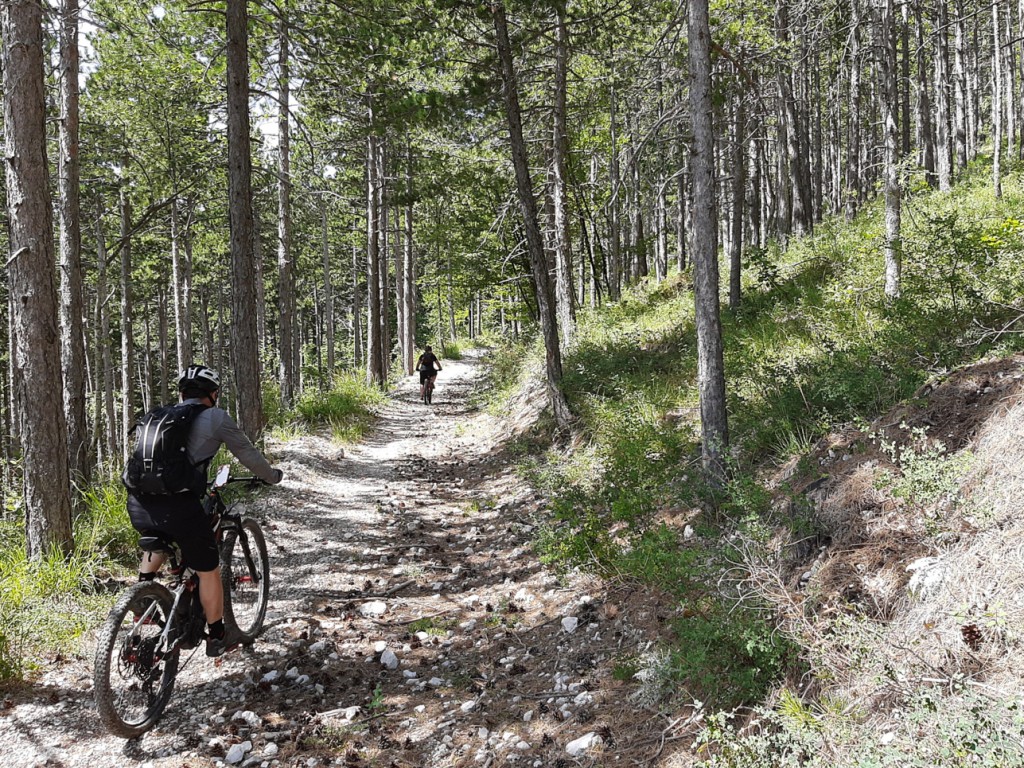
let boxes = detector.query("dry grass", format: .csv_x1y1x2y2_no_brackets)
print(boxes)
738,356,1024,754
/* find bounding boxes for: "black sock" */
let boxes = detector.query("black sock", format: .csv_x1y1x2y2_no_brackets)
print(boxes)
207,619,225,639
138,572,156,582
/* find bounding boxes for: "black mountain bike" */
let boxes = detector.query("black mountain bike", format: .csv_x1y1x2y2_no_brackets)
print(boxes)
423,375,435,404
93,470,271,738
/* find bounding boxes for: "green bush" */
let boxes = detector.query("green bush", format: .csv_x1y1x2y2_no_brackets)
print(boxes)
0,476,143,681
293,374,386,442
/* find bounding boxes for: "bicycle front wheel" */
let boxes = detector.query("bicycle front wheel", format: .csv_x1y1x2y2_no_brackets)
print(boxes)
93,581,179,738
221,518,270,641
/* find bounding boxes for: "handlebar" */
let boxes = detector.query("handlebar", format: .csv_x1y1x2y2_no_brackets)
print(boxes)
210,465,273,491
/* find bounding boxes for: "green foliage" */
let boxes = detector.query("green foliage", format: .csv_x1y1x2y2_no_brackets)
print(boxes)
880,428,974,510
696,688,1024,768
441,341,463,359
291,374,387,443
0,477,140,680
670,602,799,710
77,480,136,564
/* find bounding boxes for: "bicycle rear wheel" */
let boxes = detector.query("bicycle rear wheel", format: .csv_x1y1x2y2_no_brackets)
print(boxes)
221,518,270,641
426,381,433,404
94,581,179,738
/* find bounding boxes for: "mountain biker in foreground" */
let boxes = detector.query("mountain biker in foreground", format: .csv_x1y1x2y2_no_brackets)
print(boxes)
125,365,283,657
416,345,442,401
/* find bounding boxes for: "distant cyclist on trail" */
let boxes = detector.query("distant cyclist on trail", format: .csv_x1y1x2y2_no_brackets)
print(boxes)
416,345,442,401
123,365,284,657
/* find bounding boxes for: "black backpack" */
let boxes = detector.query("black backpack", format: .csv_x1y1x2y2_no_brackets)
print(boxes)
122,402,208,495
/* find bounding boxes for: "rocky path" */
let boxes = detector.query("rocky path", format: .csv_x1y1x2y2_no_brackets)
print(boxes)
1,352,680,768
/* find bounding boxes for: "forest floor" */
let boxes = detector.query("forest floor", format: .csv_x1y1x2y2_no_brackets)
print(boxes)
0,350,691,768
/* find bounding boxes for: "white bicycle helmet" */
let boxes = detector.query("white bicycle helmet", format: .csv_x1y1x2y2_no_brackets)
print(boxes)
177,364,221,394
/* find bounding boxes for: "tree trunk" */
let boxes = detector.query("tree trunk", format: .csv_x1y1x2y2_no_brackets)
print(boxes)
278,14,297,406
900,5,911,158
729,89,745,311
402,155,416,375
378,142,391,375
993,0,1004,198
688,0,728,483
551,0,574,347
953,0,968,169
880,0,903,299
157,286,169,402
915,2,936,186
2,0,74,555
96,201,118,465
608,81,621,300
351,214,363,369
846,0,863,220
58,0,88,487
365,126,386,386
492,1,572,428
226,0,264,438
935,0,953,190
322,201,335,378
119,182,135,452
170,198,193,370
676,143,688,270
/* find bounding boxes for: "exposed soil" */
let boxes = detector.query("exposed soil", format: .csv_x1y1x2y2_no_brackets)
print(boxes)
0,351,691,768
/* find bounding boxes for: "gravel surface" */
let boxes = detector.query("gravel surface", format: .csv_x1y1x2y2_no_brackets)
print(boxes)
0,351,686,767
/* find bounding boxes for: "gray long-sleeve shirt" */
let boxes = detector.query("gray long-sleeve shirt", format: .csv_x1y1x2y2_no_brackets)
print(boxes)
183,398,278,484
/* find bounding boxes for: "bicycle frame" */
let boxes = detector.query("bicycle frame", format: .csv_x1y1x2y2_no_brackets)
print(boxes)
140,477,261,659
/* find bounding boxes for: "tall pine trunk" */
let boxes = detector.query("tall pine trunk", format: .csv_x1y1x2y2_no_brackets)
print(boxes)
58,0,88,487
278,14,297,405
119,182,135,452
2,0,74,555
880,0,903,299
688,0,728,483
551,0,574,347
935,0,953,190
492,1,571,428
226,0,264,437
365,125,385,386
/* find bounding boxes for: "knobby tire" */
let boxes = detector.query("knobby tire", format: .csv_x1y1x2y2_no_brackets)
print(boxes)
94,581,179,738
221,518,270,641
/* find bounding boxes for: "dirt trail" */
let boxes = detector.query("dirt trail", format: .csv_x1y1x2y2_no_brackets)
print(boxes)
1,351,678,768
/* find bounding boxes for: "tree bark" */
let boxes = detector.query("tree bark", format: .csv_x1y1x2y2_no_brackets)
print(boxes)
915,2,935,186
278,13,297,405
688,0,728,483
119,181,135,452
492,1,572,428
322,201,335,378
993,0,1004,198
365,125,386,386
170,198,193,370
729,89,745,311
402,153,416,375
608,80,621,300
226,0,264,438
953,0,968,169
935,0,953,190
58,0,88,487
96,201,118,465
880,0,903,299
2,0,74,555
551,0,574,347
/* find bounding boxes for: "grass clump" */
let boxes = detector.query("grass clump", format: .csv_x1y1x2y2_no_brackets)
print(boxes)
290,374,386,443
0,476,138,681
441,341,463,359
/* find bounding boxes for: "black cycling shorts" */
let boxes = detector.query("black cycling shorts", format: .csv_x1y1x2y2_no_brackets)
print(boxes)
127,492,219,572
419,369,437,384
